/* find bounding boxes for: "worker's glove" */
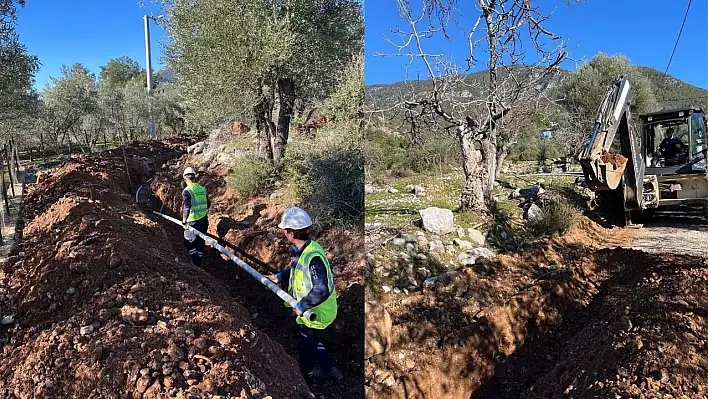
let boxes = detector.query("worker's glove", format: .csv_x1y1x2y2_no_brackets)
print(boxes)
184,229,196,242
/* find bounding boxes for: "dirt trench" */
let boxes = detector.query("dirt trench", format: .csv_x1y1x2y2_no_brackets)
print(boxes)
150,157,365,399
0,140,311,399
366,217,708,398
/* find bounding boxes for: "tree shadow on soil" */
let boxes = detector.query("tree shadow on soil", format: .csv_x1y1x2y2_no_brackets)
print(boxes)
472,248,708,398
215,203,267,238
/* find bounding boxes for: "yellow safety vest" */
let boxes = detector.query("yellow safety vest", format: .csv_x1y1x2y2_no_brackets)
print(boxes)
288,240,337,329
184,183,208,222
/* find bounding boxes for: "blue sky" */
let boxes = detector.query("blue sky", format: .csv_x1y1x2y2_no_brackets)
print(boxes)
365,0,708,89
16,0,168,90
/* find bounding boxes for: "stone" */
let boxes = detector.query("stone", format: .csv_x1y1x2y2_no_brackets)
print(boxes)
417,236,429,251
422,271,457,289
1,315,14,325
382,285,391,294
108,254,123,268
392,238,406,248
187,141,206,155
80,325,94,335
388,187,399,194
525,203,543,222
121,305,149,325
66,287,76,295
453,239,474,250
136,376,152,394
467,229,486,246
383,374,396,387
364,301,393,359
419,207,454,235
143,380,162,398
428,240,445,253
365,253,376,268
405,243,415,253
401,234,416,243
457,248,496,266
413,185,426,196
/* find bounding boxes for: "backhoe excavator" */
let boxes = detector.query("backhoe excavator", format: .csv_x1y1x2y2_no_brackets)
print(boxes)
578,75,708,225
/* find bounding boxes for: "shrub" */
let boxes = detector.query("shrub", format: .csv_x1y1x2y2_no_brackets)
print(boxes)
286,131,363,231
364,128,459,177
528,195,580,237
225,155,274,199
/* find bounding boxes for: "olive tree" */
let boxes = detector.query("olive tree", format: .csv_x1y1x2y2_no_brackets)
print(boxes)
382,0,578,212
154,0,363,161
43,64,99,150
0,0,39,124
558,53,658,157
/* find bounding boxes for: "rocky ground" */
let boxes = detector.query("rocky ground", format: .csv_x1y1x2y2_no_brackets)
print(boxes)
0,140,314,398
364,173,708,398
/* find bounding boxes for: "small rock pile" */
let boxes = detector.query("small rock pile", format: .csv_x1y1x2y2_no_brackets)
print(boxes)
186,121,254,175
367,223,495,295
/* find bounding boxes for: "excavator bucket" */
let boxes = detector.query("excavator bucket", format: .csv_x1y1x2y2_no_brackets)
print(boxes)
583,151,628,191
600,152,628,190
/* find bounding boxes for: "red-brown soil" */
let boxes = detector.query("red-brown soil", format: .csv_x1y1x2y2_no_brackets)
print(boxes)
366,216,708,398
0,141,311,398
150,156,365,399
600,151,628,170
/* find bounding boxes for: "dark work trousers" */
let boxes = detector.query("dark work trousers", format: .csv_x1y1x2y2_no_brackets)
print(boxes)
297,324,335,386
184,216,209,267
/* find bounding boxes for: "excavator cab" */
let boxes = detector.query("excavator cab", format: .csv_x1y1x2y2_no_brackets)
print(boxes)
642,108,707,172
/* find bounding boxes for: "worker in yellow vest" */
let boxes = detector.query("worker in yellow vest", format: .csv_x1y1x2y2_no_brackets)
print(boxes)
181,167,210,267
266,207,342,390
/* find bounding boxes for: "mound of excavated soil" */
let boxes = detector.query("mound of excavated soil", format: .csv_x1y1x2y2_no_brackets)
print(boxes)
366,216,707,398
0,141,309,398
151,159,365,399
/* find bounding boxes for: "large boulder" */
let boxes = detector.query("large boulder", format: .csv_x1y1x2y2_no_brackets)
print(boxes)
365,301,393,359
419,207,454,235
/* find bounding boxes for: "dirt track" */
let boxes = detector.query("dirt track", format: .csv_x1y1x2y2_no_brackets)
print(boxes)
630,216,708,258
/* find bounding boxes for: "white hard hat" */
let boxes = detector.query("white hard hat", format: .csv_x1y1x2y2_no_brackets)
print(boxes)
278,207,312,230
183,167,196,177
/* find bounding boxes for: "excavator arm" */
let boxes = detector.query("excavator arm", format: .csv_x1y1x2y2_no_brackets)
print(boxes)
578,75,645,211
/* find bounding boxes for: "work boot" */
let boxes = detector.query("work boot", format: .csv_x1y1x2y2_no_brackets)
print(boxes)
311,366,343,382
326,366,343,382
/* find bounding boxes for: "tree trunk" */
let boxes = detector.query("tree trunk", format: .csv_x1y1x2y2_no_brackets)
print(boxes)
495,142,509,179
40,131,44,162
483,138,497,205
458,133,486,211
254,94,274,160
273,78,295,162
483,5,499,207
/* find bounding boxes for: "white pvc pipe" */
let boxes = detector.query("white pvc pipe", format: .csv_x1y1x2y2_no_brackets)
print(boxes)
152,211,316,322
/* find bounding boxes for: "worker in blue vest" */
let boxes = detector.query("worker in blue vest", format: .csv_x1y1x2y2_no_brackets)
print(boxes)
181,167,211,267
266,207,343,390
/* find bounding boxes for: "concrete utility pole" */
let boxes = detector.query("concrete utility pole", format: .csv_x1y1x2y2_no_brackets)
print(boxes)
143,15,157,139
